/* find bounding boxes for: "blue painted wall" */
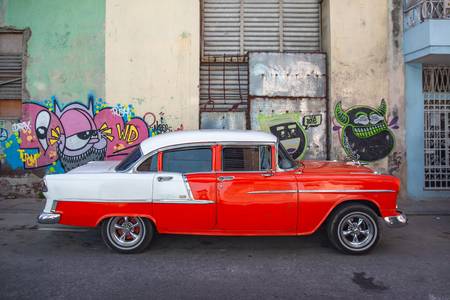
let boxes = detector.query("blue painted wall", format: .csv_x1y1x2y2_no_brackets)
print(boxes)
404,20,450,62
405,63,450,200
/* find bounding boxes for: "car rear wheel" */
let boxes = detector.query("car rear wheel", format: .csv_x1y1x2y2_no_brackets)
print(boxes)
101,216,154,254
327,204,380,255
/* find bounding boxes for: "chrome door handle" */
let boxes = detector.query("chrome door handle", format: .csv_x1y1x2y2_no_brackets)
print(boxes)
157,176,173,182
262,172,274,177
218,176,234,182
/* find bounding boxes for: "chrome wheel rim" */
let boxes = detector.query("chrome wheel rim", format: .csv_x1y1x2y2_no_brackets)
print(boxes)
107,216,145,250
337,212,376,251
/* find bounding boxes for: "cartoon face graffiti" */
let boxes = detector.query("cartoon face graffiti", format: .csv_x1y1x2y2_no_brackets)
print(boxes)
50,103,108,171
270,122,306,160
335,99,395,162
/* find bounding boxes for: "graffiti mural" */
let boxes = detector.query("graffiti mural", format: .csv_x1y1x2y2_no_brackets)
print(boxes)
333,99,397,162
0,127,8,142
258,113,307,160
0,94,183,173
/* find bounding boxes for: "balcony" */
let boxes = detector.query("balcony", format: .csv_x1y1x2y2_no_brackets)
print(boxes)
404,0,450,63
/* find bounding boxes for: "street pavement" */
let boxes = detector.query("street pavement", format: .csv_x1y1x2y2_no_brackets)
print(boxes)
0,197,449,300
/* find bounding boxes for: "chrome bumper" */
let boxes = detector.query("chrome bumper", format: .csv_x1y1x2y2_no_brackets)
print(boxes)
383,212,407,228
37,212,60,224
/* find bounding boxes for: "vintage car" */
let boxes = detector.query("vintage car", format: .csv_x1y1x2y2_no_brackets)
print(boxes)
38,130,406,254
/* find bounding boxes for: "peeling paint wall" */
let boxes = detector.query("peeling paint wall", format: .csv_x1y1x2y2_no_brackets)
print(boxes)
2,0,105,100
105,0,199,131
0,0,105,196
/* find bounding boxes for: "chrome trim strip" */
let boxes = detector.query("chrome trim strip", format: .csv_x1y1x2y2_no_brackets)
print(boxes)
58,198,152,203
248,190,297,194
297,189,395,193
153,199,214,204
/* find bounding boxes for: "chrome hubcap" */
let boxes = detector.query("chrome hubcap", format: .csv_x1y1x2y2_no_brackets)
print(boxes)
108,216,144,249
338,213,376,250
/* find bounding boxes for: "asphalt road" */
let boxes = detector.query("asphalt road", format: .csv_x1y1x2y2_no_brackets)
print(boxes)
0,199,449,300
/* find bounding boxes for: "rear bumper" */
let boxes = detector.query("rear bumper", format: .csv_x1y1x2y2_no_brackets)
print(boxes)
37,212,60,224
383,211,407,228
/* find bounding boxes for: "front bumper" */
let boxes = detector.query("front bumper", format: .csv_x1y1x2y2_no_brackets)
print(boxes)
37,212,60,224
383,212,407,228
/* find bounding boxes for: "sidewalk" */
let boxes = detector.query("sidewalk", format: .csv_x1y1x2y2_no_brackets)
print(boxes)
398,198,450,215
1,196,450,216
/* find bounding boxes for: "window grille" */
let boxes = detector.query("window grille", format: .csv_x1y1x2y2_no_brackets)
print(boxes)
423,65,450,190
0,31,24,118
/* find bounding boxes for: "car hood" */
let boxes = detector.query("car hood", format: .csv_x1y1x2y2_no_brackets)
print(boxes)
300,160,375,174
67,160,121,174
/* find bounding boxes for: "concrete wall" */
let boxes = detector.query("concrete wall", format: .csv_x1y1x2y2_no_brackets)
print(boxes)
322,0,405,189
105,0,200,131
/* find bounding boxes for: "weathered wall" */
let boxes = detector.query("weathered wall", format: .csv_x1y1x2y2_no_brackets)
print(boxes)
105,0,200,131
0,0,106,196
2,0,105,100
322,0,404,181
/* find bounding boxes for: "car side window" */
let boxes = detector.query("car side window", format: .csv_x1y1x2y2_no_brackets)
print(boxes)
136,154,158,172
222,146,271,172
162,147,212,173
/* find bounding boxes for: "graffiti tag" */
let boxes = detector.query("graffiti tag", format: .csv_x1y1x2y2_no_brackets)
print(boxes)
11,121,31,133
17,149,41,168
302,114,322,129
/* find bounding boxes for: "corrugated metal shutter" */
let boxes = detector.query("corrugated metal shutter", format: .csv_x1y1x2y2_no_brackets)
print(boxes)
200,59,249,112
282,0,320,51
0,54,22,100
203,0,242,57
243,0,280,52
202,0,321,57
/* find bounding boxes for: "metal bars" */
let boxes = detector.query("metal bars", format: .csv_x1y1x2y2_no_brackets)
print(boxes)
423,65,450,190
200,56,249,112
0,54,22,100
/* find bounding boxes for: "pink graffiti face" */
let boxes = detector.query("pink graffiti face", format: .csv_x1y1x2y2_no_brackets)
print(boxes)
20,103,62,167
19,100,150,171
59,108,103,155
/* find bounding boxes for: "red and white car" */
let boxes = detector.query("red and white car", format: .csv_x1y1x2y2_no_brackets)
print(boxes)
38,130,406,254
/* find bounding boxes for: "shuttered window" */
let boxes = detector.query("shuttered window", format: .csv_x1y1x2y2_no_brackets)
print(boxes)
200,0,321,112
0,32,24,118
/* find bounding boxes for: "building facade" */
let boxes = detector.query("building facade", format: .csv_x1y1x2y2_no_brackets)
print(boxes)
0,0,449,201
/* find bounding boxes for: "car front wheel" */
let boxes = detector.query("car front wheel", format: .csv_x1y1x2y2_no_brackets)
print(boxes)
101,216,154,254
327,204,380,254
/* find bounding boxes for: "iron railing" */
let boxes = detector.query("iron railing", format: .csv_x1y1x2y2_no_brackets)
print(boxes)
404,0,450,30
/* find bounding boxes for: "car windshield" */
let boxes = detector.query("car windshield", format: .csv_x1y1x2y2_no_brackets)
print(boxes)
278,143,298,169
115,147,142,171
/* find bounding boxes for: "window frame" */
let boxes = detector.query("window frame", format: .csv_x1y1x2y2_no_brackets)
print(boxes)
135,153,158,173
220,144,274,173
161,145,214,175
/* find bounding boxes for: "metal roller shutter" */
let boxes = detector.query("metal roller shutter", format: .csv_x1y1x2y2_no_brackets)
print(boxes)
202,0,321,57
0,54,22,100
200,0,321,114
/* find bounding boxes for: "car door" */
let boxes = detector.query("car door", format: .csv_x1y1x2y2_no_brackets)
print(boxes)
216,144,298,233
152,146,217,233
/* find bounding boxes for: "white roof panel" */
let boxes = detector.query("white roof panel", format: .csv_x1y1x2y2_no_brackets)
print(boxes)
140,130,277,155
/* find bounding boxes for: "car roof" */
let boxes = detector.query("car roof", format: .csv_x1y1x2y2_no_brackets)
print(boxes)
140,130,277,155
